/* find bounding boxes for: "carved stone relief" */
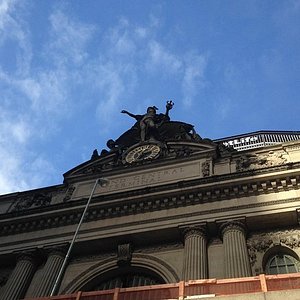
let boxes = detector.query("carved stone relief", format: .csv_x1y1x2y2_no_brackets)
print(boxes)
63,186,76,202
8,192,52,213
201,161,210,177
247,229,300,272
117,243,133,266
236,151,287,172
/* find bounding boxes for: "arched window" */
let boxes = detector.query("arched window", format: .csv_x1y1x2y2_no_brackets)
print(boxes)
82,266,165,291
266,253,299,275
93,271,163,290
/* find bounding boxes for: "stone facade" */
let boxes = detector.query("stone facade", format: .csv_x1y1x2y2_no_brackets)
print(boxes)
1,135,300,299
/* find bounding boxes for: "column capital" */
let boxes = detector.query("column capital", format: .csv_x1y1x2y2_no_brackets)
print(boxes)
217,218,247,239
14,249,40,266
43,243,68,257
179,223,207,240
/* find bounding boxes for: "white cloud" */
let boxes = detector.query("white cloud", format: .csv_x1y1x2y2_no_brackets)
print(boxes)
214,96,233,120
48,9,95,66
135,26,148,39
0,5,209,194
105,19,137,56
94,63,125,127
147,40,182,73
0,108,54,194
182,53,207,107
0,0,32,75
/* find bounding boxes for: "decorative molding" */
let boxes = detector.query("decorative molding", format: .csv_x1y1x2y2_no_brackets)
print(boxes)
2,159,300,217
201,161,210,177
1,196,300,239
63,253,180,293
117,243,132,266
63,186,76,202
1,168,300,236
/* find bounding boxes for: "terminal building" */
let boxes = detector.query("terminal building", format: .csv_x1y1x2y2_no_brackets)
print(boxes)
1,104,300,300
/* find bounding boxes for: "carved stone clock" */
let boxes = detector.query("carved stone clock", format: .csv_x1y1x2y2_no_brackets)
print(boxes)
124,143,161,164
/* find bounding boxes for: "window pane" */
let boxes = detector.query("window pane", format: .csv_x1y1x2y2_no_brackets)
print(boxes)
278,265,287,274
268,266,278,275
276,257,285,265
266,254,299,275
288,265,297,273
270,258,277,267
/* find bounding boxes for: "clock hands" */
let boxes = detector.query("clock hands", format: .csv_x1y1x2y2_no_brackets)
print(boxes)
125,143,161,163
138,150,153,160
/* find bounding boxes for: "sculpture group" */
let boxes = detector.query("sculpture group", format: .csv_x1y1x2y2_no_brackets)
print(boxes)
121,100,174,142
91,100,204,162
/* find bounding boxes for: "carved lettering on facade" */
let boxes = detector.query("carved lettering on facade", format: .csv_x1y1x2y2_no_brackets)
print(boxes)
73,163,202,198
107,167,185,191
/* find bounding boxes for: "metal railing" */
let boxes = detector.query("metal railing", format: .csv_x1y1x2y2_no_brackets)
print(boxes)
214,131,300,151
24,273,300,300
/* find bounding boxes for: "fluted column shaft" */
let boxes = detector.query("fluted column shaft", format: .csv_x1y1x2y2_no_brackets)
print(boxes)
1,252,37,300
182,226,208,280
221,221,251,278
31,247,66,297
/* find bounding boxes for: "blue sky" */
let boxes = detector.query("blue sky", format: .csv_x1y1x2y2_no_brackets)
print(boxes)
0,0,299,194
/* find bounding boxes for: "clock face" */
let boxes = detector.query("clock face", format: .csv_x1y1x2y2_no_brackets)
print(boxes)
125,144,161,163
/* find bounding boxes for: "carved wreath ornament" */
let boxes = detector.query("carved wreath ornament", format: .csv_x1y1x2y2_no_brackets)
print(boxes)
247,230,300,266
236,151,287,172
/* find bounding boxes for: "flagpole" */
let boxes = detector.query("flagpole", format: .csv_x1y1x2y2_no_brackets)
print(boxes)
50,178,106,296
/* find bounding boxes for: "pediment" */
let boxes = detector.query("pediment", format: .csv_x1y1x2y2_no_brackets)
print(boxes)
64,140,218,183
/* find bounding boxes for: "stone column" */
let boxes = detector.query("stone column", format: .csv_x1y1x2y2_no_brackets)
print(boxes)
182,226,208,280
31,245,67,297
1,251,37,300
220,221,251,278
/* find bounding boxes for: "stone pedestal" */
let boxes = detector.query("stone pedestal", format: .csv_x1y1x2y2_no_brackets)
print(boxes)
1,252,37,300
220,221,251,278
182,226,208,280
31,246,66,297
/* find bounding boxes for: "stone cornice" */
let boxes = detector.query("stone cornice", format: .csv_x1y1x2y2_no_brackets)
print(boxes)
1,163,300,236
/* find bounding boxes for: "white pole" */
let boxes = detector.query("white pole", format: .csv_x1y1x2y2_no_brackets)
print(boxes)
50,178,105,296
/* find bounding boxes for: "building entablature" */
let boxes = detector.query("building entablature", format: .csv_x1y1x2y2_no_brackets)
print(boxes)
1,160,300,251
1,141,300,236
